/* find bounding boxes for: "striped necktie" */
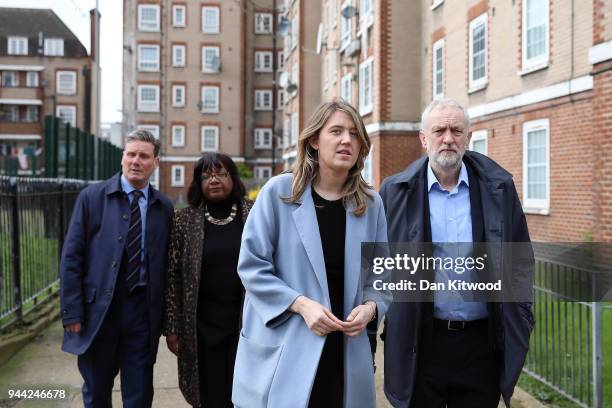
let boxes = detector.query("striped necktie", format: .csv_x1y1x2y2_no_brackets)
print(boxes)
125,190,143,291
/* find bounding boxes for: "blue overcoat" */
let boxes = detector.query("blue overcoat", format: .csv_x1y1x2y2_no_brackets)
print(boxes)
59,173,173,363
232,173,391,408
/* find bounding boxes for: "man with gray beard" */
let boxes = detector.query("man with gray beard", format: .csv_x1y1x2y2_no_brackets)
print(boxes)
380,98,534,407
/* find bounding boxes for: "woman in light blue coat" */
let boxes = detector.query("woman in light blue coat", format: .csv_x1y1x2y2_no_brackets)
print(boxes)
232,100,390,408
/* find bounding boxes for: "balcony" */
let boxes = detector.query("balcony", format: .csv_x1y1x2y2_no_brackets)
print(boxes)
0,122,42,136
0,87,43,105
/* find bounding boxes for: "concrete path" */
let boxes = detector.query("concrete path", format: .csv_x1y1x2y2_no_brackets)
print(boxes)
0,321,544,407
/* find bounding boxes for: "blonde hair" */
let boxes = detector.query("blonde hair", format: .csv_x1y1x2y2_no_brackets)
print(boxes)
284,100,373,216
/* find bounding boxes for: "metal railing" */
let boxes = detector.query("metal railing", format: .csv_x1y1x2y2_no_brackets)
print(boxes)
0,176,87,330
524,258,608,408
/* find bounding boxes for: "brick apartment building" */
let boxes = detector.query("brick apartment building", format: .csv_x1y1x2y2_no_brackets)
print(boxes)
123,0,284,203
0,7,100,175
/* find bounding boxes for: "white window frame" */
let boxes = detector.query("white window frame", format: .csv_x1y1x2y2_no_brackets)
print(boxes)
341,73,352,103
360,0,374,29
56,71,77,95
2,71,18,87
56,105,76,127
283,118,290,148
172,125,186,147
254,128,273,149
26,105,39,122
522,118,550,214
26,71,38,87
171,165,185,187
202,6,220,34
172,5,186,27
44,38,64,56
278,89,285,110
254,90,273,111
201,126,220,151
255,13,273,34
7,37,27,55
138,4,160,31
340,1,352,49
200,86,220,113
172,85,186,107
468,13,488,91
432,38,445,99
137,44,160,72
202,46,220,73
137,85,160,112
291,18,299,50
522,0,549,72
469,129,488,156
255,51,273,72
137,124,160,139
290,112,298,145
172,45,186,67
359,57,374,115
254,166,272,179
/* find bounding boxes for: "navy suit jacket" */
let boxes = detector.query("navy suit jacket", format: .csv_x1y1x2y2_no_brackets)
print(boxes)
380,151,535,408
60,172,173,363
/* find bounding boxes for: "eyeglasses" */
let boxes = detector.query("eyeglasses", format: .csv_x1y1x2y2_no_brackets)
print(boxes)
202,171,229,181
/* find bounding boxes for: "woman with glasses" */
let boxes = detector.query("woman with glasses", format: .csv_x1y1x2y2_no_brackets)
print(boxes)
232,100,390,408
163,152,253,407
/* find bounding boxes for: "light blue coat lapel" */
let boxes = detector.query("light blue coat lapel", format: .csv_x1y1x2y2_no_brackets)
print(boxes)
292,183,330,306
344,200,368,316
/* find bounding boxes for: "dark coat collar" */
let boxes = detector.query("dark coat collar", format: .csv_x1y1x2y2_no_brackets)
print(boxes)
104,172,160,205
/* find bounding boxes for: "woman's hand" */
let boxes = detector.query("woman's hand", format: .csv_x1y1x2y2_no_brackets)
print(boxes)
342,301,376,337
290,296,345,336
166,334,180,356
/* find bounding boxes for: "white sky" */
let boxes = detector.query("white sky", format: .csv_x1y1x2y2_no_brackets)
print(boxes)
0,0,123,123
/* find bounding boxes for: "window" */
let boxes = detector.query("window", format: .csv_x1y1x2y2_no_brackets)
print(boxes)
254,166,272,179
255,51,273,72
138,5,160,31
56,106,76,127
201,86,220,113
360,0,374,28
254,128,272,149
44,38,64,56
254,90,273,110
56,71,77,95
291,64,299,86
137,85,160,112
202,46,220,73
291,18,299,49
138,45,160,71
469,130,488,156
522,0,548,71
432,39,444,99
340,1,352,49
522,119,549,213
469,14,487,90
341,73,352,103
283,118,290,147
171,165,185,187
201,126,219,151
7,37,27,55
172,45,186,67
202,6,220,34
137,124,160,138
26,71,38,87
362,145,373,183
359,57,373,115
290,112,298,145
172,125,186,146
255,13,273,34
278,90,285,110
278,52,284,71
26,106,39,122
173,5,186,27
2,71,18,87
172,85,186,107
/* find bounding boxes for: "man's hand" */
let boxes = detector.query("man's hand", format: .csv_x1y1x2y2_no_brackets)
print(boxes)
166,334,180,356
290,296,345,337
65,322,82,333
342,302,376,337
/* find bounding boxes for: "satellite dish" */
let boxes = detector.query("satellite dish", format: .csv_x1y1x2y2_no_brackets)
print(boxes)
278,17,290,36
279,72,289,88
316,23,325,55
341,5,358,19
286,83,298,94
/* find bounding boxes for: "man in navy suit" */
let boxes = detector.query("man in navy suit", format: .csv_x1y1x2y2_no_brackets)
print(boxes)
381,98,534,407
60,130,173,407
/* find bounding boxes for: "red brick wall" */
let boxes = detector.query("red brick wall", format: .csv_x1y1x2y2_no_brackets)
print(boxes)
159,161,195,205
471,93,595,242
374,131,422,189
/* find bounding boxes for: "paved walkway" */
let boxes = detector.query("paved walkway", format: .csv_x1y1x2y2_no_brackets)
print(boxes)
0,321,544,407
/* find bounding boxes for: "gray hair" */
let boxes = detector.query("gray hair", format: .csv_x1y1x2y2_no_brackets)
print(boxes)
125,129,161,157
420,98,470,132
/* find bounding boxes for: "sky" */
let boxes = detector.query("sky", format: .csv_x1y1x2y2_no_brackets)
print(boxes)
0,0,123,123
